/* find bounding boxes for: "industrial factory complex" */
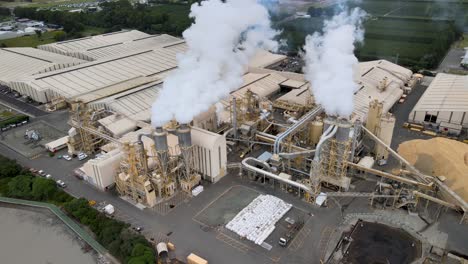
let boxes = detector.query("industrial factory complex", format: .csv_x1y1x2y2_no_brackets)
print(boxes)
1,29,468,264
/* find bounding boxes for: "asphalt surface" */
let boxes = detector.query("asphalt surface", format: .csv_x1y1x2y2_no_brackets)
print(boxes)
0,87,48,117
437,46,466,73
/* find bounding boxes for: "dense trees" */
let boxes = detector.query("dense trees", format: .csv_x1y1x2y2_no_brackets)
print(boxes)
0,155,156,264
0,156,21,179
0,7,11,17
14,0,192,38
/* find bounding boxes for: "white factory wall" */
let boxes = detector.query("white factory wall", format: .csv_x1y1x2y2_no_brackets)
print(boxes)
409,74,468,128
409,110,468,128
191,127,227,183
81,149,122,190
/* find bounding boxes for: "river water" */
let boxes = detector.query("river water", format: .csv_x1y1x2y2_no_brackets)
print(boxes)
0,205,97,264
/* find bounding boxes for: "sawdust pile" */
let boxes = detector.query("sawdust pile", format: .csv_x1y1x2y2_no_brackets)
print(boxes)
398,137,468,201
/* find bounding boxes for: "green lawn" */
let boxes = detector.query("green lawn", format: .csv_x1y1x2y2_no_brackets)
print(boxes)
0,110,15,121
278,0,467,70
81,26,106,37
459,34,468,48
0,31,61,47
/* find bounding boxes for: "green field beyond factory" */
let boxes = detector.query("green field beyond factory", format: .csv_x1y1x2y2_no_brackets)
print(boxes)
278,0,468,70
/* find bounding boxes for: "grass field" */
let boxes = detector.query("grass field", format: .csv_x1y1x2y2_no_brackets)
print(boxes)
0,27,105,47
0,30,60,47
278,0,468,70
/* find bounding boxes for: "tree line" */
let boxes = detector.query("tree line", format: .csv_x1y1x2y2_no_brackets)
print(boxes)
0,155,156,264
14,0,192,38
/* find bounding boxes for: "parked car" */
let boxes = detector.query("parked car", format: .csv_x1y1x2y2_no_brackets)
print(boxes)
63,154,72,161
56,180,67,188
45,174,52,179
38,170,46,176
78,152,88,161
279,236,291,247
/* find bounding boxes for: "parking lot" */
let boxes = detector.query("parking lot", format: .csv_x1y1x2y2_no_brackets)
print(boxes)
0,86,48,117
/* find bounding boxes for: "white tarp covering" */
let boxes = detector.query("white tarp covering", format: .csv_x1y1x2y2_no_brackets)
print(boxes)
226,194,292,245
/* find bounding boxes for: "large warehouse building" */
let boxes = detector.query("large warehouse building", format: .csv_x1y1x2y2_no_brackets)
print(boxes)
0,47,85,86
409,73,468,129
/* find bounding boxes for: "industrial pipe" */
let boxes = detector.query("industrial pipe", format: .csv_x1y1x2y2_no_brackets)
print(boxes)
242,157,311,192
232,97,238,139
273,106,323,154
361,125,431,183
346,162,433,190
314,125,338,161
413,191,458,210
279,149,315,159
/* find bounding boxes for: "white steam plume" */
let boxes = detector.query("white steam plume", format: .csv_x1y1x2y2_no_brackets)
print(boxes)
303,8,366,118
151,0,278,126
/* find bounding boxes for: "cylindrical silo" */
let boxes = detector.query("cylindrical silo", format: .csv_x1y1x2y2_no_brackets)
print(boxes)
177,123,192,148
308,119,324,146
154,127,168,152
153,127,169,172
336,119,352,142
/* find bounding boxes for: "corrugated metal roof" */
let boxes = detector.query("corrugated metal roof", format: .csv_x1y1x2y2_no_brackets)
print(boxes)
225,72,288,104
12,46,180,102
0,48,85,85
270,60,410,121
249,49,287,68
275,85,311,106
37,30,150,60
411,73,468,112
93,82,163,122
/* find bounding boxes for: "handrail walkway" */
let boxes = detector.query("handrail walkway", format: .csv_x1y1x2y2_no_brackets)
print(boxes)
0,196,108,255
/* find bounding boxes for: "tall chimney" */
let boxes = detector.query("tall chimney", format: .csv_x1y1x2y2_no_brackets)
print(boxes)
177,123,192,179
153,127,169,173
177,124,192,148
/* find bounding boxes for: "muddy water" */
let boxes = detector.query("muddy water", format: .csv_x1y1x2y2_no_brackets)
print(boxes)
0,205,96,264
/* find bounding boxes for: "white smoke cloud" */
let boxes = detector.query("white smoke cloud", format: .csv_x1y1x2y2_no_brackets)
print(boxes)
151,0,279,126
303,8,366,118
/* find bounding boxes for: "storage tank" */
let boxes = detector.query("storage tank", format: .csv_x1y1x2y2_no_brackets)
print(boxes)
153,127,168,152
366,100,383,134
177,123,192,148
153,127,169,170
156,242,168,259
336,119,352,142
308,119,324,146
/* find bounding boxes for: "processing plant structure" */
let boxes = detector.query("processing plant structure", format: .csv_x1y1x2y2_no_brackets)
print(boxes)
2,30,467,263
63,61,466,226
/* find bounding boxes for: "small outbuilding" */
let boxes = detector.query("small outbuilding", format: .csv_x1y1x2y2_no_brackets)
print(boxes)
408,73,468,129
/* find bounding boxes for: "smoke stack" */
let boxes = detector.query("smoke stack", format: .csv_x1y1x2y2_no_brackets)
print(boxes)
336,119,352,142
154,127,168,152
177,123,192,179
177,124,192,148
153,127,169,174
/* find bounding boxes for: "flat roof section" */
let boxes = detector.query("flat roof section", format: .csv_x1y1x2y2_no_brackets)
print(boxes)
411,73,468,112
0,48,85,85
